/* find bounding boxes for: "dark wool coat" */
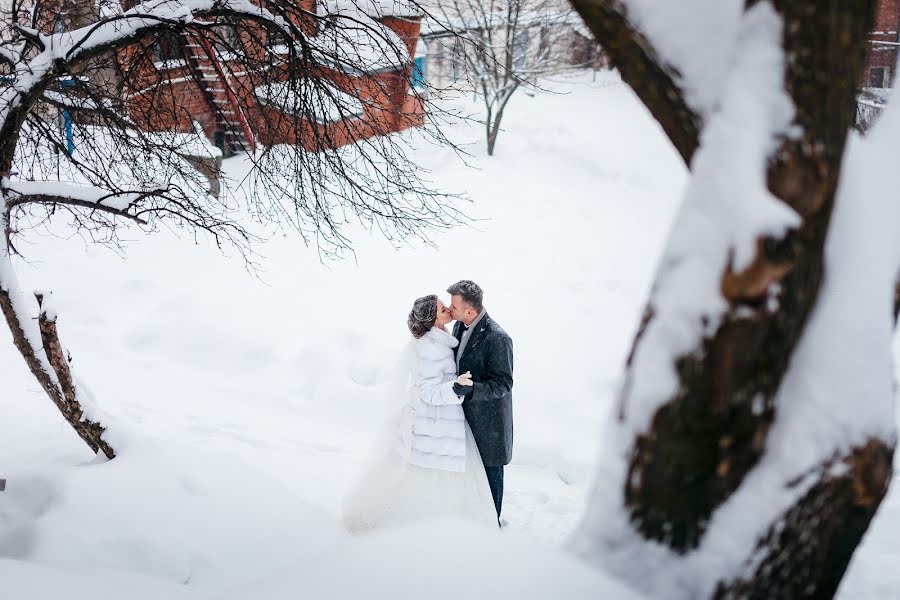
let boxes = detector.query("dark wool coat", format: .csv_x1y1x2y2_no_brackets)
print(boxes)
452,313,514,466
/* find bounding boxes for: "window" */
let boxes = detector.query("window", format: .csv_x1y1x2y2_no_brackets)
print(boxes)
215,25,243,57
412,56,426,88
869,66,888,88
267,27,289,49
155,30,183,63
266,27,290,63
411,38,428,89
512,29,529,68
450,38,466,80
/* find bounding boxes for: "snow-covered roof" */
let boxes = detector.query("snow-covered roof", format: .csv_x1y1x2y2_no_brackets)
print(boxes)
255,78,365,124
419,7,583,37
318,0,424,18
312,1,413,73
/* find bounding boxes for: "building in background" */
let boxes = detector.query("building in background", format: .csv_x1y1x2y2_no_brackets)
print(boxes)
417,0,604,93
29,0,427,155
858,0,899,131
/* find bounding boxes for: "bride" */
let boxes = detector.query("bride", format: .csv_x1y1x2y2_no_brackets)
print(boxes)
342,294,498,533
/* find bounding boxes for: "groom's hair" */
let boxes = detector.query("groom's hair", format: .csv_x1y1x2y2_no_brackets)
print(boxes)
447,280,483,312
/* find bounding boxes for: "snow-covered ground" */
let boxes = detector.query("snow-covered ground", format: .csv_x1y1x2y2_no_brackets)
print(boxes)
0,71,896,598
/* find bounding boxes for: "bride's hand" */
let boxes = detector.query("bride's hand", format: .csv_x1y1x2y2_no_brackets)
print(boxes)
455,372,474,387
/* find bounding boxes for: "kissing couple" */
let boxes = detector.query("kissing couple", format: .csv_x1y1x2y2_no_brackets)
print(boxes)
343,280,514,532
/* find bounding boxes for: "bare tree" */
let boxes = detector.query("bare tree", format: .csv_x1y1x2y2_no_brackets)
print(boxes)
567,1,898,597
0,0,462,459
430,0,575,155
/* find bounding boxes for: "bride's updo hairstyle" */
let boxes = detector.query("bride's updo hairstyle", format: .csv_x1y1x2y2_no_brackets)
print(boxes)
407,294,438,339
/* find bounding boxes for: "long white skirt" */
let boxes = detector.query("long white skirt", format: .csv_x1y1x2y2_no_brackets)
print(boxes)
342,423,498,533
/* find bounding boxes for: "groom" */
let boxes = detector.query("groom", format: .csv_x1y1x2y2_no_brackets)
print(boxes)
448,280,513,523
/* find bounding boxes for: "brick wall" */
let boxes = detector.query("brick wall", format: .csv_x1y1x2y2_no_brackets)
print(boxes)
865,0,900,88
34,0,424,151
873,0,900,32
119,4,423,151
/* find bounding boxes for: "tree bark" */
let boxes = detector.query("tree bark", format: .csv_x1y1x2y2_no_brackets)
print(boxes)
36,293,114,458
573,0,892,596
620,0,878,553
715,440,893,599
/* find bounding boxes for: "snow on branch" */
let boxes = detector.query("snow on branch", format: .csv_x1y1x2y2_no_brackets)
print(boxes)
3,179,153,224
60,0,286,62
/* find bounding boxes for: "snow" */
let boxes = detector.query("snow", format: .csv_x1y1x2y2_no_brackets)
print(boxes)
831,65,900,597
218,521,643,600
0,71,679,598
0,69,898,599
5,179,143,207
322,0,424,18
621,0,743,118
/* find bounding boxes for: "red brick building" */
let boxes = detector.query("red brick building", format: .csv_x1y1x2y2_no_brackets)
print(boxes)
865,0,899,89
857,0,898,129
39,0,426,155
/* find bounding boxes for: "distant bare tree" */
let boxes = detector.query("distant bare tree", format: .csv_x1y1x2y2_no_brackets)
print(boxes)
0,0,462,458
432,0,574,155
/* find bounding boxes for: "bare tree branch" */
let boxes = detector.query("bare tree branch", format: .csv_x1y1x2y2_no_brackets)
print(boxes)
6,192,152,225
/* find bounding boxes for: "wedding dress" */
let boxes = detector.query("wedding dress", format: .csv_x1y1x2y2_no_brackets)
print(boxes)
342,329,498,533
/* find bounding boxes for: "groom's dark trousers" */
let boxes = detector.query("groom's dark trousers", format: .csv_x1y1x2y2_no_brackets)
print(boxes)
452,312,514,524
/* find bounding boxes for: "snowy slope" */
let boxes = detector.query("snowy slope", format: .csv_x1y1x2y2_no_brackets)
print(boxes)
0,71,895,598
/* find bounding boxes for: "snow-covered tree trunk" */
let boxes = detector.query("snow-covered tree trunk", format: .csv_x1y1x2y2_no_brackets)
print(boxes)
569,1,898,597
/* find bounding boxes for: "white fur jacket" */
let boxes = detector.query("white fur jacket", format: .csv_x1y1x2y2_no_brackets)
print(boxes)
398,326,467,472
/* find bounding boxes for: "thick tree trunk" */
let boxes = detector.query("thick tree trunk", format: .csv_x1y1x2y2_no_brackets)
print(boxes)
572,1,892,597
615,0,879,552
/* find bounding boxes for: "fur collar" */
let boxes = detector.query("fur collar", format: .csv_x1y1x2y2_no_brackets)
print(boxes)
421,326,459,348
